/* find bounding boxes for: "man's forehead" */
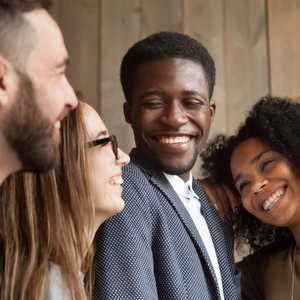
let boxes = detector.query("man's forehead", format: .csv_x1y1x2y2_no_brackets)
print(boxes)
24,8,58,35
24,8,68,66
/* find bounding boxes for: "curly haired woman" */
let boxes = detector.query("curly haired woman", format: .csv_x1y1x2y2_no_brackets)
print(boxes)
201,95,300,300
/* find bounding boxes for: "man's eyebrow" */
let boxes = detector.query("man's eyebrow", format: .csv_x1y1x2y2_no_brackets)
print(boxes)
139,90,164,100
139,90,208,102
56,58,70,69
182,90,208,102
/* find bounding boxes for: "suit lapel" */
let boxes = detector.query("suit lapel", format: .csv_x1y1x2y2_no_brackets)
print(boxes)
150,171,220,292
193,179,234,297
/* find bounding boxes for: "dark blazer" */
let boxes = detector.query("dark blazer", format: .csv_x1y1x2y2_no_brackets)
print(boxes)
93,148,241,299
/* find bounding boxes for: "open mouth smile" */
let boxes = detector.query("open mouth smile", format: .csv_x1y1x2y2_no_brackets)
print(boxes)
157,135,192,144
109,176,123,186
261,187,286,211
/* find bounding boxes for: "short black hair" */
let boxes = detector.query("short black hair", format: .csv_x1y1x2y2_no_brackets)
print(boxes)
201,95,300,253
0,0,52,70
120,31,216,104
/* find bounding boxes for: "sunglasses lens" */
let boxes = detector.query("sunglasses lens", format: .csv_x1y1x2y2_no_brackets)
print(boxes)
111,135,119,159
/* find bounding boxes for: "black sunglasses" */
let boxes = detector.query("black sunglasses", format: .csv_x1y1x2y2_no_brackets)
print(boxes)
87,135,119,160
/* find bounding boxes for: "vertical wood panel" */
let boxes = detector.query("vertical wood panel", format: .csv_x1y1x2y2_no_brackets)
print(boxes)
100,0,141,153
225,0,268,134
48,0,61,22
268,0,300,98
59,0,100,110
141,0,182,36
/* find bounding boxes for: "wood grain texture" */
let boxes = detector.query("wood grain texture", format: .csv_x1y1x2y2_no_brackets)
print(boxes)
59,0,100,110
141,0,182,36
225,0,269,134
268,0,300,98
100,0,141,153
48,0,61,22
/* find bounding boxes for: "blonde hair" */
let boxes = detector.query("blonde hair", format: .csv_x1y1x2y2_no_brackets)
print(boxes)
0,96,94,299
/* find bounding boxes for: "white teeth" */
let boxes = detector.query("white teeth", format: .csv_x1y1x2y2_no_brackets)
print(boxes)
262,189,284,211
54,121,61,129
159,136,190,144
110,177,123,186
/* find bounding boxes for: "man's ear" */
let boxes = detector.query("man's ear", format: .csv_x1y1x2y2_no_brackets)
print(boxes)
123,102,132,125
210,100,216,122
0,55,10,107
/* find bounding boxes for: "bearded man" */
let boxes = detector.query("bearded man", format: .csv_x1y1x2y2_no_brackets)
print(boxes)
0,0,77,185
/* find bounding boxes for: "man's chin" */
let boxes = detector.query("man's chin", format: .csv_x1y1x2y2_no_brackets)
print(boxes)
20,144,60,173
22,159,59,173
158,158,196,176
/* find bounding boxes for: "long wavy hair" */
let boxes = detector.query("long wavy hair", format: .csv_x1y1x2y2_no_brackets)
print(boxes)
0,94,94,299
201,95,300,254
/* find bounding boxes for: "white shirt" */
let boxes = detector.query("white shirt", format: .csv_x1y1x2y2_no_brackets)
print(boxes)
164,172,224,300
43,263,85,300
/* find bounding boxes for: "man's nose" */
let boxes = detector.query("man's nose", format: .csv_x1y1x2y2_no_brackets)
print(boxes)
160,101,188,127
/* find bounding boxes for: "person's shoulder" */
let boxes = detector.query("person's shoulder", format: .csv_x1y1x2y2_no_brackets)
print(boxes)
238,241,289,267
47,263,64,282
123,159,143,172
42,263,69,300
123,157,163,182
123,160,150,181
126,148,159,175
257,240,291,256
121,161,157,206
191,177,210,200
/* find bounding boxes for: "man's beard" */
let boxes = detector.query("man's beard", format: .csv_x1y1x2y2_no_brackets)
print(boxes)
2,73,60,173
153,146,199,176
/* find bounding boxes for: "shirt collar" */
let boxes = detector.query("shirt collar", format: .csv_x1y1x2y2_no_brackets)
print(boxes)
164,172,199,199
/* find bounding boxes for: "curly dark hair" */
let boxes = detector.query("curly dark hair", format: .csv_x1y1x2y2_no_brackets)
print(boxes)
201,95,300,253
120,31,216,104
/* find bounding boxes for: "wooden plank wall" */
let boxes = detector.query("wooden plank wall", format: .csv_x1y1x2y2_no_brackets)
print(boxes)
50,0,300,177
268,0,300,98
50,0,100,111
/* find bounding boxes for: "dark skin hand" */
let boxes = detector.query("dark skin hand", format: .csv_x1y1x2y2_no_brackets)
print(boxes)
197,177,241,226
